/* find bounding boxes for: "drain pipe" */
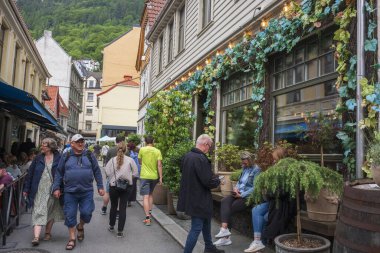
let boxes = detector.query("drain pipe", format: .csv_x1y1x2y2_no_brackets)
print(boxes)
356,0,365,179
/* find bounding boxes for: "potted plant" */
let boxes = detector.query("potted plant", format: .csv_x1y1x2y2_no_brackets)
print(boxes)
215,143,241,196
230,169,242,189
163,140,193,217
250,158,343,252
366,131,380,186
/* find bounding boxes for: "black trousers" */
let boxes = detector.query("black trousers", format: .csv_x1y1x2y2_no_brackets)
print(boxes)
128,177,138,202
109,186,132,232
220,195,248,226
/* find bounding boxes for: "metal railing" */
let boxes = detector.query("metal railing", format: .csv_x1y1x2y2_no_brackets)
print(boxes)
0,174,27,246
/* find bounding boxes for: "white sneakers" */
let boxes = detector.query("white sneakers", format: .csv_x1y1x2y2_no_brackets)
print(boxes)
244,240,265,252
215,227,231,238
213,237,232,246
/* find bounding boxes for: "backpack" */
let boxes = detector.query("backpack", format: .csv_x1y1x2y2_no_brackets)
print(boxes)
63,150,95,168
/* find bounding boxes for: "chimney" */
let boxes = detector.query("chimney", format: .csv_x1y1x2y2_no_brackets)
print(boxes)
124,75,132,81
44,30,52,37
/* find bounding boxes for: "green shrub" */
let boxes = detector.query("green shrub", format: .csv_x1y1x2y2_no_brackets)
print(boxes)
230,169,242,181
215,143,241,172
162,140,194,195
127,133,142,146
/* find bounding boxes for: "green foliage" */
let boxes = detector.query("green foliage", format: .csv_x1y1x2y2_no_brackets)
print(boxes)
367,132,380,167
215,143,241,172
145,90,194,157
162,141,194,195
247,158,344,205
17,0,144,62
230,169,242,182
127,133,142,146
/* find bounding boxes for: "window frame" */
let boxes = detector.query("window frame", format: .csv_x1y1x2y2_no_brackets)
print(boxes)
88,79,95,88
85,120,92,131
158,34,164,73
269,31,341,157
87,92,94,101
201,0,212,29
220,71,255,146
86,107,93,116
177,5,186,53
167,21,174,63
12,44,20,86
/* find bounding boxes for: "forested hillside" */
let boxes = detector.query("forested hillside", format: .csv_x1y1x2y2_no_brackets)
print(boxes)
17,0,144,62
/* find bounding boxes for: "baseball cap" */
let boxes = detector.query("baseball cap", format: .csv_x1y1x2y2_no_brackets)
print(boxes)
71,134,84,142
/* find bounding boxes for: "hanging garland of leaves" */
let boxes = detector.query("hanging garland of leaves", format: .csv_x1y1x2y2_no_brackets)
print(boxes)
145,0,378,176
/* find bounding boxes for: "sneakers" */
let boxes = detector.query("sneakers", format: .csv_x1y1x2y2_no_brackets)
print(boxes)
101,206,107,215
108,226,114,232
204,247,225,253
213,237,232,246
244,240,265,252
143,218,151,226
215,227,231,238
117,232,124,238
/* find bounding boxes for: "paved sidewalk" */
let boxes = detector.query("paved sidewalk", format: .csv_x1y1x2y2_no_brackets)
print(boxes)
137,192,275,253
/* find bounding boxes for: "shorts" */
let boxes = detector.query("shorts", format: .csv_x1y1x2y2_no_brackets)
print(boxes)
140,179,158,196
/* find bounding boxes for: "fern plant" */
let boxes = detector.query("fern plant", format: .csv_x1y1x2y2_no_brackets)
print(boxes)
247,158,343,244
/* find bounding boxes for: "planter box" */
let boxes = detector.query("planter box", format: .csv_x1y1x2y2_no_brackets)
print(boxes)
218,171,232,196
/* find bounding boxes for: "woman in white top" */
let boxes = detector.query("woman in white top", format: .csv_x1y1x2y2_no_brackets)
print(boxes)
104,142,138,238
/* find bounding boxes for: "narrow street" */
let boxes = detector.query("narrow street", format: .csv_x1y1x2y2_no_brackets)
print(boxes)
1,174,183,253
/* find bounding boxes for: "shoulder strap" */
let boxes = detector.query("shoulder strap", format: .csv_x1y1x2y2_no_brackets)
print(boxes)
86,150,94,168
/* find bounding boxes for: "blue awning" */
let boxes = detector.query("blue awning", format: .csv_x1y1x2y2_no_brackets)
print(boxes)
0,81,63,132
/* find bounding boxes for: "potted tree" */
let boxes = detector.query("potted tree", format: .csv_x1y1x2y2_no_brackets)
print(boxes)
250,158,343,252
215,143,241,196
301,112,341,221
163,140,193,217
366,131,380,186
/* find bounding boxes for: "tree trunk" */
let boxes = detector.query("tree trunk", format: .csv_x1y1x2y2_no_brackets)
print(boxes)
320,146,324,167
296,188,302,244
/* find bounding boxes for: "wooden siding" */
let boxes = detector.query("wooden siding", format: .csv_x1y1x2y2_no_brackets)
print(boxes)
150,0,281,93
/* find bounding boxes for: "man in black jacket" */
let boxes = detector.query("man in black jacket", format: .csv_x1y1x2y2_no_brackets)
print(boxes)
177,134,224,253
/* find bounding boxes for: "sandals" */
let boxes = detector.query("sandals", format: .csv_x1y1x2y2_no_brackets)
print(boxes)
66,239,76,250
76,224,84,241
31,237,39,246
43,233,51,241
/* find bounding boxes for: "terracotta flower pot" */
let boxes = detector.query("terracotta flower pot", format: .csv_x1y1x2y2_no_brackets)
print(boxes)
275,233,330,253
305,188,339,222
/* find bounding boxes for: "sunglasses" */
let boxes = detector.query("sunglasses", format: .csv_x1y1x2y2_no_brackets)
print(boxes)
73,139,85,144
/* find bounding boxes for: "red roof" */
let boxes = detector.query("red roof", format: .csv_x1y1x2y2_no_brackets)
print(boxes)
58,95,69,117
147,0,166,27
98,75,139,97
44,86,59,118
44,86,69,118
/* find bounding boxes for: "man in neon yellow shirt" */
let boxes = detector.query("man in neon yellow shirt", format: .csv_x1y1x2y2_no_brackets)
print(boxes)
138,136,162,226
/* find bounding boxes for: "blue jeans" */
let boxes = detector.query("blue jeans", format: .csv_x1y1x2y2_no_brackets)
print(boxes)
184,217,214,253
64,191,95,228
252,202,269,234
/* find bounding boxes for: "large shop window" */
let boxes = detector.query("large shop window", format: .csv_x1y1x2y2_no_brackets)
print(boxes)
221,72,256,148
271,33,341,154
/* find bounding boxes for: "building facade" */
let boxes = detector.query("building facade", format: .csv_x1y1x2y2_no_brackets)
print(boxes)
97,75,139,138
79,71,102,144
0,0,56,153
144,0,345,167
36,31,82,137
136,0,166,136
102,26,141,88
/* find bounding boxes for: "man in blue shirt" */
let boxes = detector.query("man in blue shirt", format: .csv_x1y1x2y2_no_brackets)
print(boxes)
52,134,104,250
213,151,260,247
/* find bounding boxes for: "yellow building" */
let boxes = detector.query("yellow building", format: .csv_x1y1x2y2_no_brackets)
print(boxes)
102,26,141,88
97,75,139,138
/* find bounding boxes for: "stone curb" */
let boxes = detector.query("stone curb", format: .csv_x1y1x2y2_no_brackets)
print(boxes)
136,196,204,253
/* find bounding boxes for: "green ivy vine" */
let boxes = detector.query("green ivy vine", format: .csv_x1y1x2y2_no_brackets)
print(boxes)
145,0,376,177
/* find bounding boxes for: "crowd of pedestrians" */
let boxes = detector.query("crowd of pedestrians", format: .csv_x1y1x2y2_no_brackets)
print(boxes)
1,132,296,253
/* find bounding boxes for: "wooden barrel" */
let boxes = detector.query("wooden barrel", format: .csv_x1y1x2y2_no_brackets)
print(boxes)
333,183,380,253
